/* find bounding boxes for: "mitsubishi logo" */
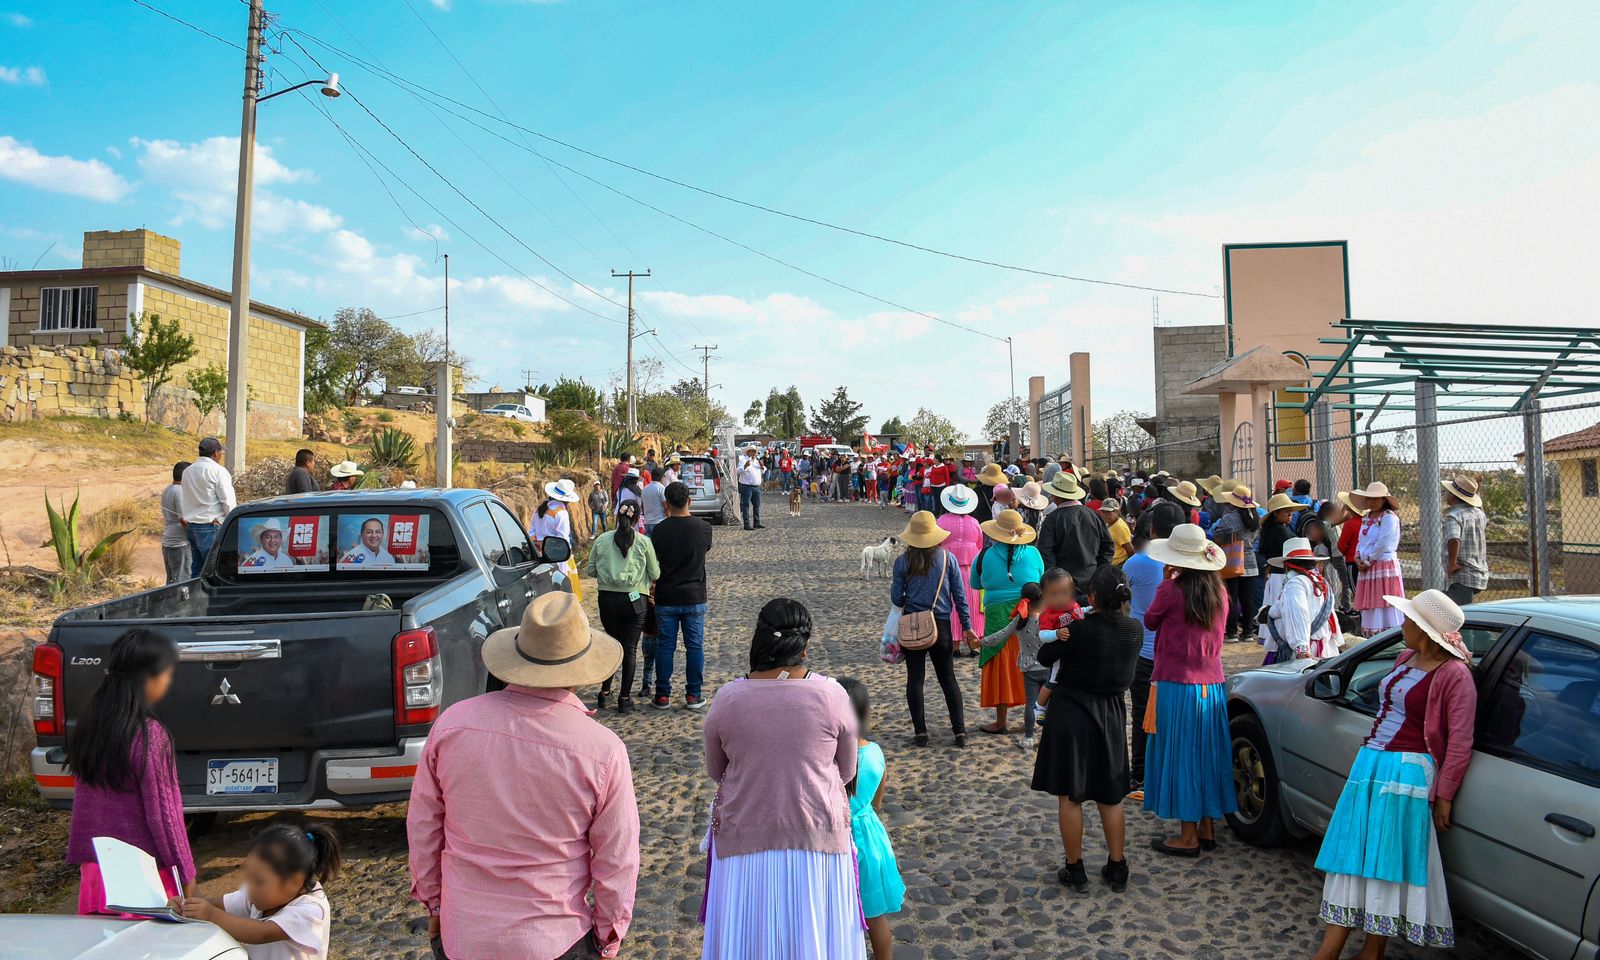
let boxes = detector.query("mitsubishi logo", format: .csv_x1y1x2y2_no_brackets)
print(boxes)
211,678,242,705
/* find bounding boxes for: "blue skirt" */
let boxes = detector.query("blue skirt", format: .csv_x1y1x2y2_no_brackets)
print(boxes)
1143,681,1237,822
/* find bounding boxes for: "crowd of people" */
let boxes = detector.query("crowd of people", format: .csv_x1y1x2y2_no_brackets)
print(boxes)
92,438,1494,959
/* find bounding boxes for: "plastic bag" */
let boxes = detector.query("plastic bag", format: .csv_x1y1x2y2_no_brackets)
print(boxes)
880,607,904,665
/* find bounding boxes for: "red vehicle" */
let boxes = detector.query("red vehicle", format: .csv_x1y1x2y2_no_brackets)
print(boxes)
797,434,836,449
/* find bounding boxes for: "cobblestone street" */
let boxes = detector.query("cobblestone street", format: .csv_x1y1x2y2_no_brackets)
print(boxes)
186,501,1507,959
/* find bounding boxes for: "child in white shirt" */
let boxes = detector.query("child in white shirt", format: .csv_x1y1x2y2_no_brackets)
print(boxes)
175,823,339,959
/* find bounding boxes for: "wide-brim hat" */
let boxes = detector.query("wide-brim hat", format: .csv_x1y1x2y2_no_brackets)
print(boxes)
1217,484,1256,509
1017,481,1048,511
329,460,364,478
980,508,1036,545
1350,481,1400,512
1263,492,1307,514
992,483,1016,504
976,462,1007,486
1200,474,1224,493
899,510,950,548
1043,471,1086,501
940,484,978,514
1442,476,1482,508
483,592,622,687
1336,490,1370,517
1170,480,1202,507
1384,590,1470,661
1146,523,1227,571
544,479,580,503
1267,536,1330,568
251,517,286,545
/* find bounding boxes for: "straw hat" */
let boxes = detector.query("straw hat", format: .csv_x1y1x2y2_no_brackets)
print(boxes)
1042,471,1086,501
980,508,1036,545
1263,492,1306,514
329,460,363,479
1384,589,1470,661
1170,480,1202,507
251,517,286,546
1200,474,1224,493
1216,484,1256,509
1350,481,1400,512
977,462,1007,486
1017,480,1049,511
1442,475,1482,508
898,510,950,548
1145,523,1227,571
940,484,978,515
544,479,580,503
993,483,1016,505
482,592,622,687
1267,536,1330,568
1336,490,1370,517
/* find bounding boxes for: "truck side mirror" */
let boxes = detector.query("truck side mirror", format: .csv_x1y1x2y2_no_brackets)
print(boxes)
539,537,571,564
1305,669,1344,701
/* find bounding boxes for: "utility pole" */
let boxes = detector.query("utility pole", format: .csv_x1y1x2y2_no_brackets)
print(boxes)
612,269,650,434
521,368,538,390
694,344,718,433
434,253,452,488
223,0,265,474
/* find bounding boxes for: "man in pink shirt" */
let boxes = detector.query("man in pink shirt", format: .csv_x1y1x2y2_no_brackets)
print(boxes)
408,592,639,960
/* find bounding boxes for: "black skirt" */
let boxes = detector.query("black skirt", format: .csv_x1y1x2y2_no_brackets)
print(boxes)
1029,686,1130,804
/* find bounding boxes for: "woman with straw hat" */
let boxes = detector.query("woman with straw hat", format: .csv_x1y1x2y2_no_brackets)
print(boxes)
970,509,1044,735
1311,590,1476,959
975,462,1007,523
1350,482,1405,636
1257,491,1307,614
1264,538,1341,663
1140,524,1236,856
1014,480,1049,531
891,511,977,747
937,485,986,655
1208,484,1263,642
535,478,587,601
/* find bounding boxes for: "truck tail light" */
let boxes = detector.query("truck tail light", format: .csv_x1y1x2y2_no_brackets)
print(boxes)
32,643,63,737
393,627,442,726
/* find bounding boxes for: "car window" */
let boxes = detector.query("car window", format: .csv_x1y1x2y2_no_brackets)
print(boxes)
488,502,535,567
1477,631,1600,785
680,460,711,483
1340,624,1505,715
462,503,508,567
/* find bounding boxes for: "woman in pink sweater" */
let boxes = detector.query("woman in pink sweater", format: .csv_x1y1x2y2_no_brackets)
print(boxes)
65,629,194,914
700,598,865,960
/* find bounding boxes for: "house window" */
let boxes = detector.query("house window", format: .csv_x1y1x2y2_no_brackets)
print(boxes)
39,286,100,332
1583,459,1598,498
1274,352,1312,461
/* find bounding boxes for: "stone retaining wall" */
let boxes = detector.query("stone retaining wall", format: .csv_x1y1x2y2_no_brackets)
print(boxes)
0,344,144,422
457,438,554,463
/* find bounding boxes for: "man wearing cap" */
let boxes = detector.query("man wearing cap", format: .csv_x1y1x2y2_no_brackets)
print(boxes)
1097,498,1133,566
737,446,765,530
1036,471,1113,594
179,437,237,579
1442,475,1488,606
409,593,638,960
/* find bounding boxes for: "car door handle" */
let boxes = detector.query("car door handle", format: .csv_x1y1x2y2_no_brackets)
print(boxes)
1545,813,1595,838
496,596,511,609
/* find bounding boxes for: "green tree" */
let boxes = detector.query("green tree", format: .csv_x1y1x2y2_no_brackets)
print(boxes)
905,407,965,454
744,399,764,428
187,362,228,431
121,311,197,423
534,376,603,413
546,409,601,455
326,307,414,404
810,386,869,441
302,326,349,414
760,386,807,437
982,398,1030,442
1090,409,1153,463
879,416,908,436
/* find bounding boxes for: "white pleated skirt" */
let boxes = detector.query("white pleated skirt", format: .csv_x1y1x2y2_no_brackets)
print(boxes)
701,847,867,960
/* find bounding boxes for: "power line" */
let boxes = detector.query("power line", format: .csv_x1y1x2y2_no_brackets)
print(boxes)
129,0,243,50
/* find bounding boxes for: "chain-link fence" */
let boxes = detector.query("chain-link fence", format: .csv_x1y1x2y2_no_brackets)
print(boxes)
1082,424,1222,479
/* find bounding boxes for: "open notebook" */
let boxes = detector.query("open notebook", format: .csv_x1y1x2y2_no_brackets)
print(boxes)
91,836,196,922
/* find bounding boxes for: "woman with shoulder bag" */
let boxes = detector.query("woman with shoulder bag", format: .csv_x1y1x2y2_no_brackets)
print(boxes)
1208,484,1261,642
891,511,977,748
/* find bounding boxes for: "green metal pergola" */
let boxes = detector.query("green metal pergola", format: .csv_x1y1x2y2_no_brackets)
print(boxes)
1289,318,1600,414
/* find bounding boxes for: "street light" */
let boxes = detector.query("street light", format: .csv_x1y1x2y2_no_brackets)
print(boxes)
257,72,341,103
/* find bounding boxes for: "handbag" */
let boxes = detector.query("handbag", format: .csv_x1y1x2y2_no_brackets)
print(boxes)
1218,536,1246,580
898,554,948,651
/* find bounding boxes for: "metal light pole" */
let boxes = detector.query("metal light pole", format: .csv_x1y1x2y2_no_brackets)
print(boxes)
435,254,452,488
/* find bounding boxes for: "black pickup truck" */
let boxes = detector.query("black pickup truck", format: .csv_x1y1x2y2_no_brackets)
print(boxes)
30,488,571,812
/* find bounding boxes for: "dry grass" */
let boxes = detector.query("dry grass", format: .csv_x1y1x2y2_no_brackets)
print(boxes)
81,497,153,579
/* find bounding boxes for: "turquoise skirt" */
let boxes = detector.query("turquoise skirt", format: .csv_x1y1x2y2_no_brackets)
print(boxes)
1315,747,1434,886
1143,681,1237,822
851,807,906,919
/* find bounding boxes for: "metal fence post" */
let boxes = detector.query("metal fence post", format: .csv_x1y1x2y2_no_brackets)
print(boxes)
1416,380,1444,592
1523,399,1552,596
1314,400,1335,498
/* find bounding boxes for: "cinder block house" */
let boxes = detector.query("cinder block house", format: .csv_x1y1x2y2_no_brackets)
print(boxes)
0,228,320,436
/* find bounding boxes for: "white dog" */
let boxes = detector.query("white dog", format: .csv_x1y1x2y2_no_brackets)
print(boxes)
860,536,898,579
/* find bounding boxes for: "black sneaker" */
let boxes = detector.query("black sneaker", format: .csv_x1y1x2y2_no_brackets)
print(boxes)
685,695,707,711
1058,860,1089,891
616,697,634,715
1101,858,1128,893
753,523,766,529
652,696,672,710
953,733,967,749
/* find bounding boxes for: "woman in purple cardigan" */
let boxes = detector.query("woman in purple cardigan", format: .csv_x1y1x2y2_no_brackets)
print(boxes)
700,598,866,960
65,629,194,914
1312,590,1478,958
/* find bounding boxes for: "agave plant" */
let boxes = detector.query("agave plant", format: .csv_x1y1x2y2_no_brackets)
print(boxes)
368,427,419,471
600,431,639,461
44,492,132,581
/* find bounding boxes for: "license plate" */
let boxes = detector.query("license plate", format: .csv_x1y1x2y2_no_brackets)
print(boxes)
206,758,279,795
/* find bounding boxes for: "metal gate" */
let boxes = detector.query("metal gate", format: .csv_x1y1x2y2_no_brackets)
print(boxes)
1038,382,1071,458
1229,421,1255,489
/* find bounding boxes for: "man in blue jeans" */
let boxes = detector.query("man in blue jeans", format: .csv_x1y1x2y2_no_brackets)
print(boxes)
179,436,237,579
736,446,764,530
650,482,712,709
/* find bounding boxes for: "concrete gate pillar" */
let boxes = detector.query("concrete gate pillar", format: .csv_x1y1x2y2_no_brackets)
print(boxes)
1069,352,1091,465
1028,376,1044,458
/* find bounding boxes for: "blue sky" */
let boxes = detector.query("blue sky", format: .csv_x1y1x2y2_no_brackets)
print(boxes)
2,0,1596,437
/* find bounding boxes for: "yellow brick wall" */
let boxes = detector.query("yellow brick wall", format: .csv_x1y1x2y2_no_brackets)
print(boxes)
6,278,130,347
137,285,300,413
82,229,181,275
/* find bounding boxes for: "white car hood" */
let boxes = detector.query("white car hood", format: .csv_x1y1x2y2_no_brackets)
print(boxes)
0,915,245,959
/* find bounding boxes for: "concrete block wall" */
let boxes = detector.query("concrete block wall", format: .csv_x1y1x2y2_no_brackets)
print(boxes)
82,229,181,274
6,277,132,347
142,285,301,416
1153,324,1226,419
0,345,144,422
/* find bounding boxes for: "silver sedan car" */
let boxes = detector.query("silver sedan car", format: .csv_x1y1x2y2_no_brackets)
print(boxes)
1225,597,1600,960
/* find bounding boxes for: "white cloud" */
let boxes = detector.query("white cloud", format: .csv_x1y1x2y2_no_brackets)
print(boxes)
0,65,45,85
404,223,451,244
0,136,130,201
3,13,30,27
131,136,338,234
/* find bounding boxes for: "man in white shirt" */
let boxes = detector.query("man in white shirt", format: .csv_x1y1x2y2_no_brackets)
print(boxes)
179,437,237,579
737,446,765,530
341,517,398,567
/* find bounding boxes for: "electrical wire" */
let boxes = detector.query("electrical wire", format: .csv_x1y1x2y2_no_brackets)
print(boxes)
128,0,243,50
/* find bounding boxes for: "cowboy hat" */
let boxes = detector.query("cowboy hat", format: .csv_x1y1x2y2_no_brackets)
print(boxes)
1442,475,1482,508
980,508,1036,545
1042,471,1086,501
1170,480,1202,507
1350,481,1401,512
250,517,287,546
1200,474,1224,493
667,454,684,466
898,510,950,548
976,462,1007,486
1017,480,1049,511
1097,496,1123,513
1267,536,1330,568
940,484,978,515
1336,490,1370,517
483,592,623,687
329,460,363,479
1216,484,1256,509
1384,589,1470,661
1146,523,1227,571
1263,492,1306,514
544,478,580,503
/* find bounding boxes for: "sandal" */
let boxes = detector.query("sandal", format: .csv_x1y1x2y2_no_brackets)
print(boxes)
1149,837,1201,858
977,723,1010,735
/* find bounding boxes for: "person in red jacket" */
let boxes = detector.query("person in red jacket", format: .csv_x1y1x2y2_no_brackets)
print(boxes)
1335,491,1365,592
927,457,951,516
610,454,634,501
